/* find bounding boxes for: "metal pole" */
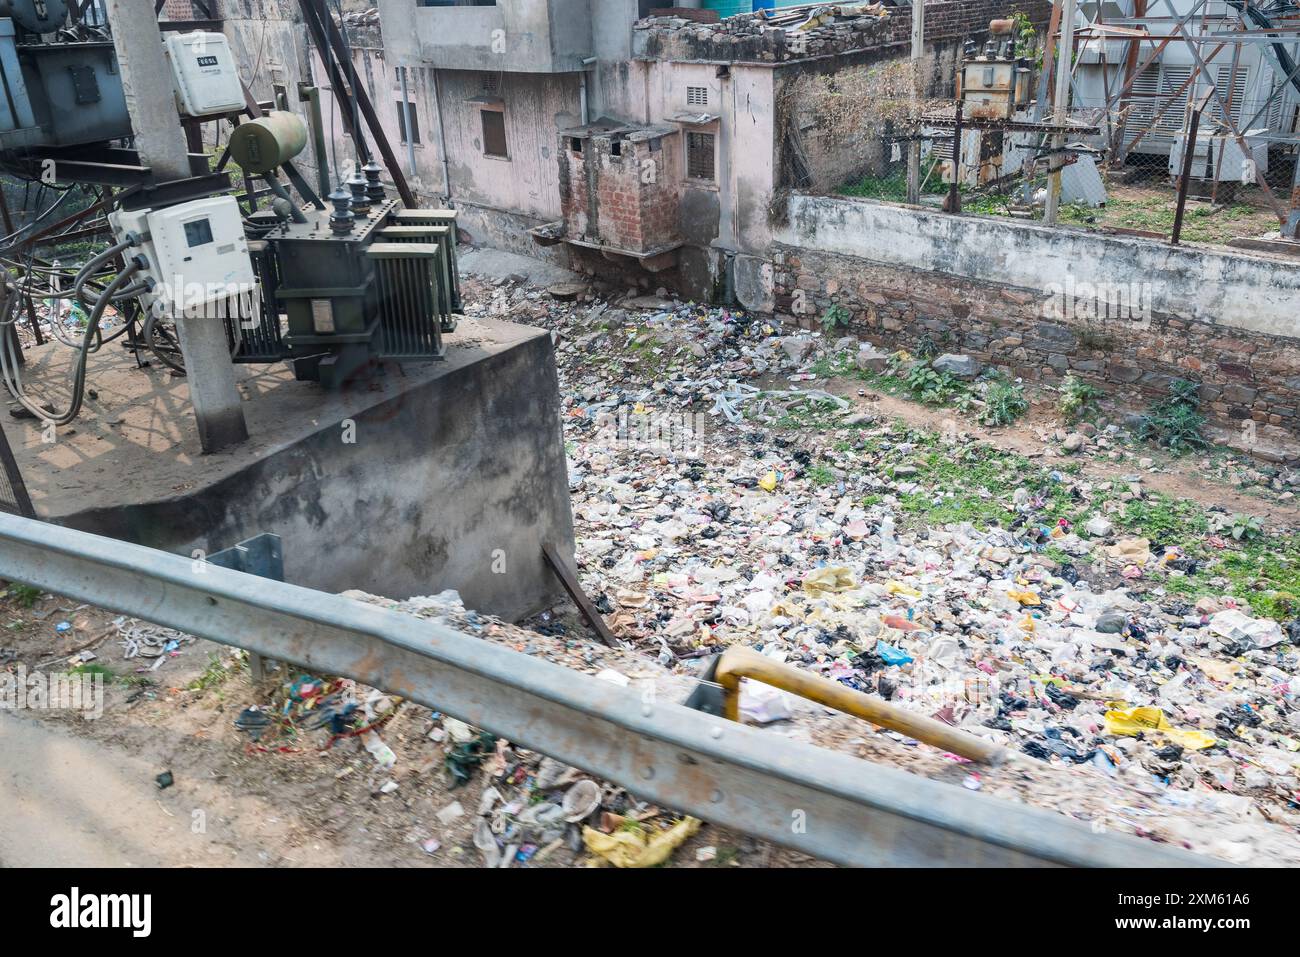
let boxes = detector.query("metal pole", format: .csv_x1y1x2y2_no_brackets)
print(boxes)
906,0,925,204
1044,0,1078,224
104,0,249,453
0,189,43,346
1171,90,1212,245
399,65,418,182
945,99,963,213
299,83,333,199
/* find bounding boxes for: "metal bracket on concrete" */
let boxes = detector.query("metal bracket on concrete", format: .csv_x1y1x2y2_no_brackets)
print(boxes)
0,513,1214,868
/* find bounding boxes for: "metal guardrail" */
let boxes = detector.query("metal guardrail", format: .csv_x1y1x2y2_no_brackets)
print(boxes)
0,513,1211,867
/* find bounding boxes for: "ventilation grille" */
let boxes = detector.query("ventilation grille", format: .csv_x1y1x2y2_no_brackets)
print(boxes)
229,244,286,363
686,86,709,106
367,243,445,360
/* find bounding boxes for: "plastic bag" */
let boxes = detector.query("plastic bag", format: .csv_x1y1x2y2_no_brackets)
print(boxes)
1103,706,1216,750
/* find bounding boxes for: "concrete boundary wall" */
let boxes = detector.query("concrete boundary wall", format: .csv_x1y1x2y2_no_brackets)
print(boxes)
769,195,1300,339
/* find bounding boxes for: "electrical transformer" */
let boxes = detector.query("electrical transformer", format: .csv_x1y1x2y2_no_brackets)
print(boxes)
0,14,243,153
234,187,457,388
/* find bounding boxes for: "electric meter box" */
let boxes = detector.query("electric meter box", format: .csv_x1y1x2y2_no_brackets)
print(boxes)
110,196,255,318
166,31,244,117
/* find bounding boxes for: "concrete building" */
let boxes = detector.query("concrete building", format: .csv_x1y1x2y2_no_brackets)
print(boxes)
225,1,1049,299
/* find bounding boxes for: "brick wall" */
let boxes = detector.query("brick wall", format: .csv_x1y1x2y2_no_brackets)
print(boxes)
558,129,682,255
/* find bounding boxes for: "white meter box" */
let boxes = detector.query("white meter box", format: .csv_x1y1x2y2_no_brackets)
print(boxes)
166,31,245,117
110,196,255,319
148,196,255,318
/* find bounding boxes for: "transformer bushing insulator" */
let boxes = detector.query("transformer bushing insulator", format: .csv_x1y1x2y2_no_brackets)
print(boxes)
329,186,355,234
363,162,386,203
348,175,371,216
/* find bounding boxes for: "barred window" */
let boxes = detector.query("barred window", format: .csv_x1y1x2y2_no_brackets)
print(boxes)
686,131,715,181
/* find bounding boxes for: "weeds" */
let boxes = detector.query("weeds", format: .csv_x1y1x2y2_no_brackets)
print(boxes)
1209,512,1264,542
1139,378,1208,454
980,378,1029,426
903,360,960,406
820,304,851,331
3,583,43,608
1057,374,1103,423
188,652,243,693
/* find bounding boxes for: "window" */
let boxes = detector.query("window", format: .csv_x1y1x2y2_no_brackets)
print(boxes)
686,130,715,181
396,101,420,145
686,86,709,106
481,109,508,158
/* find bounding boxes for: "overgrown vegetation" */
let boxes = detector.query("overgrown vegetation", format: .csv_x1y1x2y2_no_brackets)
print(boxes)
875,421,1298,621
980,377,1029,426
1057,374,1104,423
1139,378,1209,454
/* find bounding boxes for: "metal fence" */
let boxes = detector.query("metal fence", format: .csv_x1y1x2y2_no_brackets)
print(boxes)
815,9,1300,248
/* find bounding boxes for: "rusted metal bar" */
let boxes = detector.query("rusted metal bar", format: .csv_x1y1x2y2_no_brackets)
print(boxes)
712,646,1006,765
1171,89,1214,244
542,541,616,647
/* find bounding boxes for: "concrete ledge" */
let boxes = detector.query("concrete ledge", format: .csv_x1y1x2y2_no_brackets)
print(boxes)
7,318,575,621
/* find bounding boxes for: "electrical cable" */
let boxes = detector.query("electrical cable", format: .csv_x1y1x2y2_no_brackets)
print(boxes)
0,259,143,427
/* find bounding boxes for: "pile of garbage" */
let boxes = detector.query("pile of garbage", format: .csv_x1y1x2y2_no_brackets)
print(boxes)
330,577,1299,865
457,275,1300,863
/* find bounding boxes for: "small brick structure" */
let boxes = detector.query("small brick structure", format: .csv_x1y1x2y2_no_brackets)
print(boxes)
557,123,683,257
160,0,218,18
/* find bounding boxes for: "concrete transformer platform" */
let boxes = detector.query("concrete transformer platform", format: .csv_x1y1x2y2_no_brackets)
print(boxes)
5,316,575,622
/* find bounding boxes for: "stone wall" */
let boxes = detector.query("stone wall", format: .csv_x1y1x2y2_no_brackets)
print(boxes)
739,195,1300,453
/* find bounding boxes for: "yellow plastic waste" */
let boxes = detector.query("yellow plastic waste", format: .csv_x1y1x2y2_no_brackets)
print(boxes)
1007,589,1041,607
802,565,856,596
1103,706,1216,750
758,471,778,491
583,817,701,868
1018,615,1036,633
886,581,921,598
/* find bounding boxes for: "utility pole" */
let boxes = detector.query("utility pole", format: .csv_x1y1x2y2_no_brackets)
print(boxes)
1043,0,1077,225
105,0,249,453
906,0,925,204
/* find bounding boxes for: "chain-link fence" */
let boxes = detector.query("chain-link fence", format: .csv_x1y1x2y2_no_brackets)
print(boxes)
790,14,1300,248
